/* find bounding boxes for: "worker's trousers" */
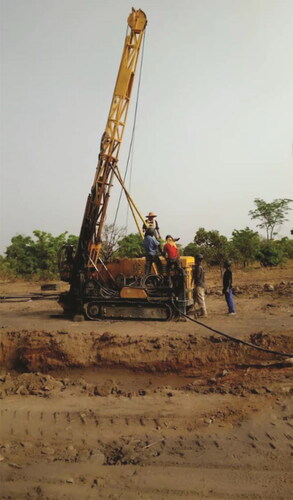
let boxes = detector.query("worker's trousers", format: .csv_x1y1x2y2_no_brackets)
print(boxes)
224,289,235,313
194,286,207,315
166,257,181,274
145,254,163,275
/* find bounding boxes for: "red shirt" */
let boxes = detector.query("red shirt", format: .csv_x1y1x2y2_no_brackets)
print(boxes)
163,243,179,259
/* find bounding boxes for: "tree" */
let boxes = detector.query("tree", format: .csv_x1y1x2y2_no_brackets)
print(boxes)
116,233,144,258
231,227,260,267
183,242,201,258
249,198,292,240
100,224,126,261
5,234,37,275
189,228,231,268
4,230,78,279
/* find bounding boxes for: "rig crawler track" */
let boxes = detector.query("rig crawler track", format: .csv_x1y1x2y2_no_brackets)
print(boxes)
84,299,174,320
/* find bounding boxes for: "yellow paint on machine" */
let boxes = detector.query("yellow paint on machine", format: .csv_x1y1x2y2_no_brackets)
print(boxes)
120,287,148,299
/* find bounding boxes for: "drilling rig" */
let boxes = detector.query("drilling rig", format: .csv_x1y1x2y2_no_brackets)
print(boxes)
58,9,194,320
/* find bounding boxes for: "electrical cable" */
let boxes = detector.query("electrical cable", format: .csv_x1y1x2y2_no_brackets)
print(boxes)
172,302,293,358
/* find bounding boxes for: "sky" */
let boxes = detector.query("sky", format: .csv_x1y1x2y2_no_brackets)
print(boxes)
1,0,293,255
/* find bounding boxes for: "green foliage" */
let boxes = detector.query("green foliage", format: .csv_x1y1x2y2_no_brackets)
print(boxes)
249,198,292,240
3,230,78,279
277,237,293,259
184,226,293,268
231,227,260,267
183,242,201,258
0,255,17,280
2,225,292,280
116,233,144,258
192,228,231,267
256,240,286,267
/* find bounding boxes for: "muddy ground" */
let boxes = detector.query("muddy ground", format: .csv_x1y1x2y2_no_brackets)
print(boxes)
0,264,293,499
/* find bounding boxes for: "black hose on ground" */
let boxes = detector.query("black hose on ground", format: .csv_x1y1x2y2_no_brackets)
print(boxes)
0,294,59,302
173,304,293,359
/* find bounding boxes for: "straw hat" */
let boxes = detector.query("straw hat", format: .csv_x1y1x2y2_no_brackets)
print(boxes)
146,211,157,218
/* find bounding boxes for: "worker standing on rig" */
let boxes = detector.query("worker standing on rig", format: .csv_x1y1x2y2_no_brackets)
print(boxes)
142,212,161,239
144,228,163,275
192,254,208,318
163,235,181,274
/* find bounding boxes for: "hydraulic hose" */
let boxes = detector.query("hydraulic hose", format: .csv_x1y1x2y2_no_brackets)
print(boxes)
173,303,293,359
0,294,59,302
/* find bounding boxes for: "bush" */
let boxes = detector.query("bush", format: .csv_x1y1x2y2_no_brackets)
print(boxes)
278,237,293,259
256,241,285,267
0,256,17,280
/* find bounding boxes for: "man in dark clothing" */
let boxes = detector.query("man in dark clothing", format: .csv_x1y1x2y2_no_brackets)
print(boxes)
144,228,163,275
192,254,207,317
223,260,236,315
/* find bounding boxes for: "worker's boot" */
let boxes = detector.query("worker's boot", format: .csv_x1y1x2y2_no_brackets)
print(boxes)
194,308,200,319
199,308,208,318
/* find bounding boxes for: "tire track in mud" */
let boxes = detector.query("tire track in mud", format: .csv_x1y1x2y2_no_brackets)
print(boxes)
1,365,293,499
1,328,293,498
1,409,292,499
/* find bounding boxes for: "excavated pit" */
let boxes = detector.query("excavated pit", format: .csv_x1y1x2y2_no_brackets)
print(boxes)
1,328,293,374
1,328,292,409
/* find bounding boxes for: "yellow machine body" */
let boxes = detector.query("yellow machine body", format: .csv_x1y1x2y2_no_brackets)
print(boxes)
93,256,195,304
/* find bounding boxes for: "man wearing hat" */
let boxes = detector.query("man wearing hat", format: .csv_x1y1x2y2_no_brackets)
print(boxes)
142,212,161,240
192,254,207,318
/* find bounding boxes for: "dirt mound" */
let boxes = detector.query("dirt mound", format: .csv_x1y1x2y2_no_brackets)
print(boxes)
0,371,130,399
1,329,292,374
205,280,293,297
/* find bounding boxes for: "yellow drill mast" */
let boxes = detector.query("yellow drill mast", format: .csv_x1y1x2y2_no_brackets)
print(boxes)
74,9,147,276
